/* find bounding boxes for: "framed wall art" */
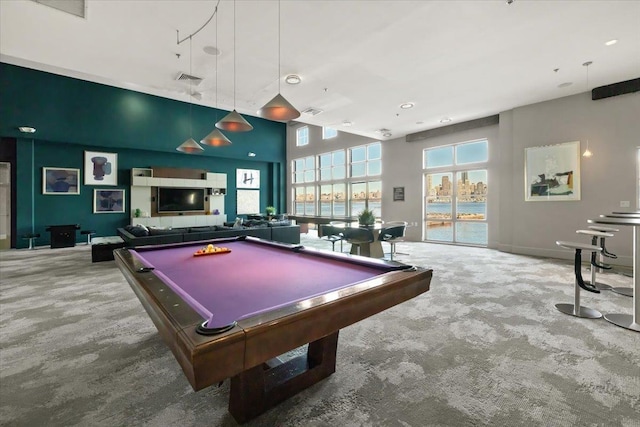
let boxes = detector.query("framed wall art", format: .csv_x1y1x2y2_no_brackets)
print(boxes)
236,169,260,189
42,167,80,195
393,187,405,201
236,190,260,214
84,151,118,186
525,141,580,201
93,189,125,213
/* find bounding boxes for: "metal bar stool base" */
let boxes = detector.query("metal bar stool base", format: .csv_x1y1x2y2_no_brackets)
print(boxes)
603,313,640,332
555,303,602,319
584,280,613,291
610,287,633,297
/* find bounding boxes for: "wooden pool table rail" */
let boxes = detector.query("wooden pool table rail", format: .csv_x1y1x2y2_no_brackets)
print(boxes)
114,237,432,423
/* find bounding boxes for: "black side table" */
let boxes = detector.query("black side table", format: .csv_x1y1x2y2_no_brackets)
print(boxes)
46,224,80,248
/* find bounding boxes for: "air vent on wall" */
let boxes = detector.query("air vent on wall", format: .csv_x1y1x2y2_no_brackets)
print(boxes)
30,0,86,18
302,108,323,116
176,73,203,85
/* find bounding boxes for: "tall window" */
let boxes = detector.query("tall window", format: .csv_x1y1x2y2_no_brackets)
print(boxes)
319,183,346,216
296,126,309,146
348,142,382,218
294,186,315,215
350,181,381,217
424,139,488,246
319,150,346,181
292,156,315,184
322,127,338,139
291,142,382,219
350,142,381,178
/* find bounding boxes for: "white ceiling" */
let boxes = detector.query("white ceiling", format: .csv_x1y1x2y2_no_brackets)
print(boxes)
1,0,639,140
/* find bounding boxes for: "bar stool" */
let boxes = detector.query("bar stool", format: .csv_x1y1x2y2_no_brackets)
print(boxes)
21,233,40,250
555,241,602,319
81,229,96,245
587,225,619,260
575,229,614,291
320,224,344,252
379,223,407,260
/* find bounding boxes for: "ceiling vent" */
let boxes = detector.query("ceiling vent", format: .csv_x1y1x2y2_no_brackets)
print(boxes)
302,107,323,116
377,128,391,133
30,0,86,18
176,73,203,86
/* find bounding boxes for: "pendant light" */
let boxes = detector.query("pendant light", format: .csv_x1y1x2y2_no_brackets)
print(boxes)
177,36,205,153
201,4,232,147
257,0,300,121
215,0,253,132
582,61,593,158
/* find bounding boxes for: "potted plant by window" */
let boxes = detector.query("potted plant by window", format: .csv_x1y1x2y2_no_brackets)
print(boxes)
265,206,277,220
358,208,376,226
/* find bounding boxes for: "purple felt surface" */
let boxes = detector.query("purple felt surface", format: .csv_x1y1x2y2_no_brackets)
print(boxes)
131,241,386,328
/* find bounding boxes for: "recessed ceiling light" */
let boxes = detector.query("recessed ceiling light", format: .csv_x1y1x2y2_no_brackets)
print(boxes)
416,121,424,125
440,118,452,124
285,74,301,85
605,39,618,46
247,152,256,157
558,82,573,88
383,132,392,138
376,128,391,133
18,126,36,133
203,46,221,56
342,121,352,127
400,102,414,109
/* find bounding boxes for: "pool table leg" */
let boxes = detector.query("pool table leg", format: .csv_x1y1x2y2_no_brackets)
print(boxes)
229,331,339,423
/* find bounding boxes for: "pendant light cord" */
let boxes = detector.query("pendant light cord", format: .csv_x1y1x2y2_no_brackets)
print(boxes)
215,5,218,120
189,35,193,137
233,0,236,110
177,0,222,45
278,0,281,93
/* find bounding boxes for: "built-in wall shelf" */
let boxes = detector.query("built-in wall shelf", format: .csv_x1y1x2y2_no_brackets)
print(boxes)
131,170,226,190
131,215,227,228
130,167,227,224
131,168,153,178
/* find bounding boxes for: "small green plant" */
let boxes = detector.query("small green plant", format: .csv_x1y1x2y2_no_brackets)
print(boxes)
358,208,376,226
265,206,277,216
134,208,142,218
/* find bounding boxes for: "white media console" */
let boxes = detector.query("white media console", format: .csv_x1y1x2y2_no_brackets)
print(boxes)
130,168,227,228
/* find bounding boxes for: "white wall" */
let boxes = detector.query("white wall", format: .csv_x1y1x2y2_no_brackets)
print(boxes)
381,125,500,244
286,90,640,267
499,91,639,266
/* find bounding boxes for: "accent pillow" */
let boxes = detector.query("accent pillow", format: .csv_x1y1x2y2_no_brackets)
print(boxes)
124,225,149,237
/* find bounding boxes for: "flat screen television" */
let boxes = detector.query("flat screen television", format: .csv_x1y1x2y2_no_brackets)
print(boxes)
157,187,205,213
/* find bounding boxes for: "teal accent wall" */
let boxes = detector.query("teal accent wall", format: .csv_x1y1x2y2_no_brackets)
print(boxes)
1,63,288,248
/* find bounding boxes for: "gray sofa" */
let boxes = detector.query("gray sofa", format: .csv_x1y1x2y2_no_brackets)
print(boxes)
117,223,300,247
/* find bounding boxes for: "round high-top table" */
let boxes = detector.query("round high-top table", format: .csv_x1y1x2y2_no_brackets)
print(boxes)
587,216,640,332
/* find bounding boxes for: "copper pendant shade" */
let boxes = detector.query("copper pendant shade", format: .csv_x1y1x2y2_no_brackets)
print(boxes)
257,93,301,121
176,138,204,153
201,128,232,146
215,109,254,132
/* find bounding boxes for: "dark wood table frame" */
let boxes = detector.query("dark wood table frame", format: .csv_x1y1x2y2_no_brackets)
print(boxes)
114,239,432,423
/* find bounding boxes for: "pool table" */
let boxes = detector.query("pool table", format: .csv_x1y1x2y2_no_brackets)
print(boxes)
114,236,432,423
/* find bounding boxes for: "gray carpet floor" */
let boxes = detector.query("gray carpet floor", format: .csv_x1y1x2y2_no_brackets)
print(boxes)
1,235,638,427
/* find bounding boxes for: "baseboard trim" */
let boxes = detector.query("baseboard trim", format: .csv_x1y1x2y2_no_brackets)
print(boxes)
503,244,632,268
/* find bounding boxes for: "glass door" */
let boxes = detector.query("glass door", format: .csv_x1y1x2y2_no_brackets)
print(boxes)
425,172,453,242
424,170,487,245
423,139,489,246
